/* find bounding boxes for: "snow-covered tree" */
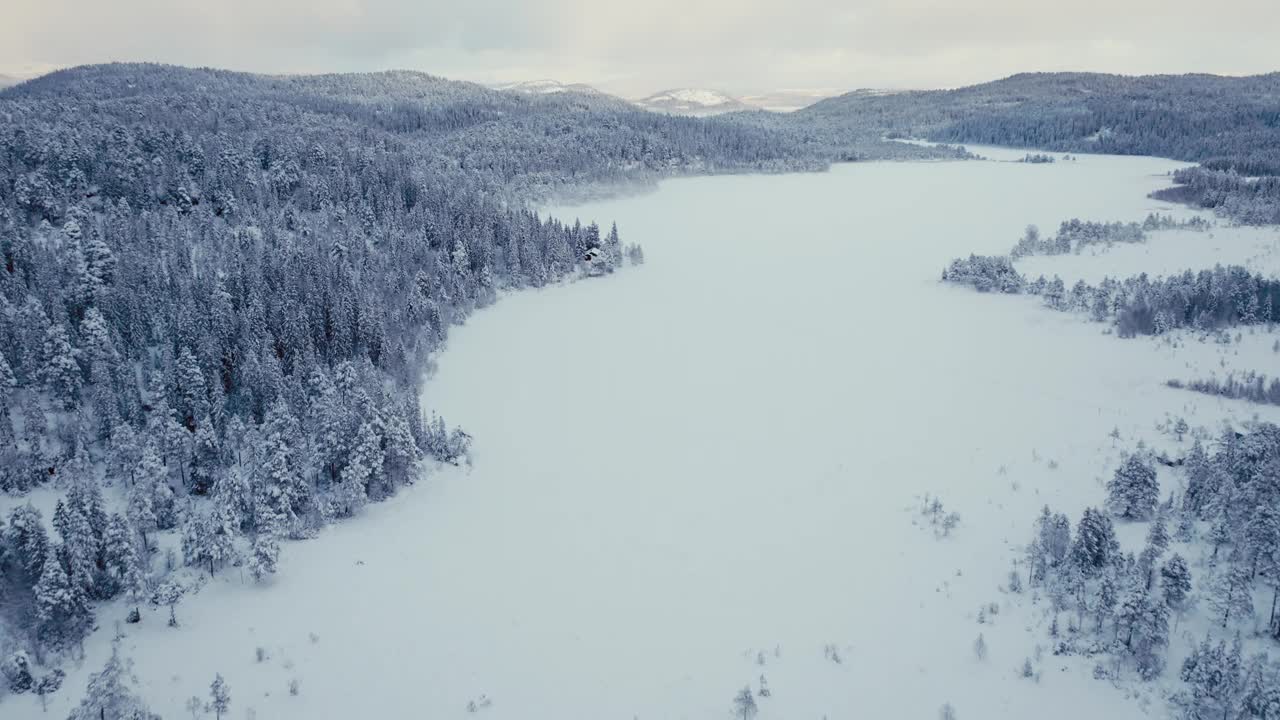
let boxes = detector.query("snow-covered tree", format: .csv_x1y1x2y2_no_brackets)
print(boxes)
103,513,144,610
1159,553,1192,613
1106,455,1159,520
1179,636,1244,720
34,668,65,712
1071,507,1119,573
34,544,94,653
151,579,186,627
209,673,231,719
1208,560,1255,628
66,644,153,720
39,323,81,409
6,503,50,577
1114,588,1170,678
334,419,381,516
53,499,98,596
732,685,758,720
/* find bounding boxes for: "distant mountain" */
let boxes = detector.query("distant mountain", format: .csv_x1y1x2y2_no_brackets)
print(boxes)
634,88,753,116
494,79,608,97
739,89,845,113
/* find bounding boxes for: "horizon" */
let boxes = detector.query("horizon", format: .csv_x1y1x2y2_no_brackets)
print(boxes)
4,62,1279,101
4,0,1278,97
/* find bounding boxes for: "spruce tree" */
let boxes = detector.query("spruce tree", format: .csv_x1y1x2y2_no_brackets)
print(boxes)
248,509,281,582
39,322,81,409
1071,507,1120,573
6,503,49,577
54,500,98,596
335,420,381,516
1160,553,1192,612
33,544,94,652
1106,455,1160,520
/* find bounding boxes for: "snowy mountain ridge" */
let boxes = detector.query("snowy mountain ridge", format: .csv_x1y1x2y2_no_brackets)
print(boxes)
633,88,754,116
493,79,608,97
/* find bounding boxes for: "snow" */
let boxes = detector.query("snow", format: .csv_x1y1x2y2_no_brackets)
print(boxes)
8,151,1280,720
496,80,570,95
653,88,735,106
635,88,748,116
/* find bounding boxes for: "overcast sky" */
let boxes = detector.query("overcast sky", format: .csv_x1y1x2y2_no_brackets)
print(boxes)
3,0,1278,96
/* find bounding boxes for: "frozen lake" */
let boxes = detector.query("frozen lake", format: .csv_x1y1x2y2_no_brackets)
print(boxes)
16,150,1280,720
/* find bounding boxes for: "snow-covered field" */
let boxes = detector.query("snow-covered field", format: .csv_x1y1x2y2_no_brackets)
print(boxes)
8,151,1280,719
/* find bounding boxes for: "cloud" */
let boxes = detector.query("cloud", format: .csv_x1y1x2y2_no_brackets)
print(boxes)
3,0,1277,95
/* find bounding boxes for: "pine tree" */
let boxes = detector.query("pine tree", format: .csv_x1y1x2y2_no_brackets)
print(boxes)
1106,455,1160,520
103,513,142,602
1244,503,1280,578
182,502,237,578
1179,637,1244,720
1114,588,1170,677
604,222,622,268
39,322,81,409
189,421,220,495
1092,569,1120,632
1209,560,1255,628
54,499,98,596
34,544,94,652
379,405,419,494
108,422,142,486
1160,553,1193,612
127,449,162,550
175,348,209,429
732,685,758,720
1146,510,1170,553
248,509,281,582
259,400,307,533
0,352,16,402
335,419,381,516
1182,439,1217,516
152,579,185,627
66,644,152,720
1071,507,1120,573
6,503,49,577
209,673,231,719
67,478,108,555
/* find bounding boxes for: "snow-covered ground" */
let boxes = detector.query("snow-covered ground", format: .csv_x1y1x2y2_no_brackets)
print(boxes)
7,151,1280,719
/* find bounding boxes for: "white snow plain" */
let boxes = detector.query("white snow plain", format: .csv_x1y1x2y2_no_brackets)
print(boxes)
8,150,1280,720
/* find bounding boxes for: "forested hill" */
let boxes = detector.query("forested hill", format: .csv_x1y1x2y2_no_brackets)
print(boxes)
792,72,1280,222
801,72,1280,170
0,63,831,205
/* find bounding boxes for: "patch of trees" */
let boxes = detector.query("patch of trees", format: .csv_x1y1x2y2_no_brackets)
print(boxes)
1020,153,1056,164
1010,215,1209,258
1023,423,1280,712
945,253,1280,338
940,255,1023,293
1151,167,1280,226
1168,372,1280,407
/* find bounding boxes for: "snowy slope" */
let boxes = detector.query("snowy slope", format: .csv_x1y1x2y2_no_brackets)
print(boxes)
634,88,753,116
493,79,606,97
8,151,1280,720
